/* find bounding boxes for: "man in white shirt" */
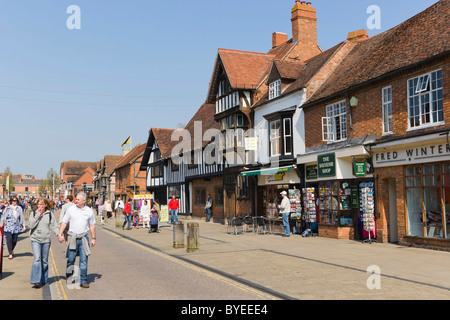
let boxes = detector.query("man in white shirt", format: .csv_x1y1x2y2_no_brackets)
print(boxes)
58,192,96,288
279,191,291,237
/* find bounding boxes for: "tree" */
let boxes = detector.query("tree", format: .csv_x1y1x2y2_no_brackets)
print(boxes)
39,168,61,198
2,166,14,193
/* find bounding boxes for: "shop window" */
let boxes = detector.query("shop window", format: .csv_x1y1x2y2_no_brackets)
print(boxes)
194,188,206,206
168,185,181,199
215,187,224,207
406,163,449,239
408,69,443,129
237,175,250,199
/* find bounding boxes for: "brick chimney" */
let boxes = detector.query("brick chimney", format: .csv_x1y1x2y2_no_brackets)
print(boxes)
347,29,369,42
291,1,321,61
272,32,288,49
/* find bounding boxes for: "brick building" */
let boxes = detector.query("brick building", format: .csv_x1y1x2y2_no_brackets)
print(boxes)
112,143,147,204
297,0,449,250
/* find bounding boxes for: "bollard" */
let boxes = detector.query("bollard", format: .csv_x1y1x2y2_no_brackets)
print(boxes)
173,221,185,249
186,223,199,253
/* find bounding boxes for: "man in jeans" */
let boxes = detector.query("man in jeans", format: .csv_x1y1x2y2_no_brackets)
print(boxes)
58,192,96,288
168,195,179,224
122,199,132,230
279,191,291,237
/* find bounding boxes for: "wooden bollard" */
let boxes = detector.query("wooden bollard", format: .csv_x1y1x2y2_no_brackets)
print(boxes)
186,223,199,253
173,221,185,249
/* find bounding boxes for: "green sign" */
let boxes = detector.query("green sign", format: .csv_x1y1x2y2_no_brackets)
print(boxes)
351,185,359,208
306,165,318,180
354,160,367,177
318,153,336,178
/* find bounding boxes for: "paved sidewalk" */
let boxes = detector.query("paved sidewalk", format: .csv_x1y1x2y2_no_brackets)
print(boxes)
1,215,449,300
102,216,450,300
1,234,42,300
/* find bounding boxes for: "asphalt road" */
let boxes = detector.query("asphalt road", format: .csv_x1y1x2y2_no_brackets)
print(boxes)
48,227,280,301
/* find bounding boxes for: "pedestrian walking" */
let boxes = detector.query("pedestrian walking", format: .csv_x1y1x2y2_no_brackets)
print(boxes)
140,200,151,228
59,195,75,245
28,198,59,288
122,198,132,230
205,194,213,222
58,192,96,289
279,191,291,237
105,199,113,219
1,197,26,259
168,195,179,224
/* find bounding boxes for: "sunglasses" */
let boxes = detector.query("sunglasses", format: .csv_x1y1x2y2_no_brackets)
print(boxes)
12,199,18,202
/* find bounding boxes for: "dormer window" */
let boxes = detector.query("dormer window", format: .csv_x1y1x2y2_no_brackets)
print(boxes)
269,80,281,100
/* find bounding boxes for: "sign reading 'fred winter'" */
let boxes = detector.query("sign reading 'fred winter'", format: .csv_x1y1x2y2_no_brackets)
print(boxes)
373,141,450,168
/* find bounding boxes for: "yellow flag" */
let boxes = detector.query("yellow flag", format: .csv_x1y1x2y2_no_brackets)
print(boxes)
121,136,131,147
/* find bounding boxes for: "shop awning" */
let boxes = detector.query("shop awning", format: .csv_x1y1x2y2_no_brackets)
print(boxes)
241,165,294,177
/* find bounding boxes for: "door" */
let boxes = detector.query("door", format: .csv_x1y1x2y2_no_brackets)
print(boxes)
388,178,398,243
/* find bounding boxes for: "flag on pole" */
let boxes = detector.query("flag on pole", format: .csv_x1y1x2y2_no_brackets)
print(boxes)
121,136,131,147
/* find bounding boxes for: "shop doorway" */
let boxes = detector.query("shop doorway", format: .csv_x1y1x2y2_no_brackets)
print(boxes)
388,178,398,243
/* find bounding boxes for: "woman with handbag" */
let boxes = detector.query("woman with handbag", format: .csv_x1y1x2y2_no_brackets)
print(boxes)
1,197,26,260
28,198,59,288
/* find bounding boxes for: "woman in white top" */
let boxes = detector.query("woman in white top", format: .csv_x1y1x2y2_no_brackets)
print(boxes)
140,200,151,228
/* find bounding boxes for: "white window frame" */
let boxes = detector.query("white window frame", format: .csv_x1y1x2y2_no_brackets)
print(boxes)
408,69,444,130
382,86,393,135
323,100,347,142
322,117,334,142
269,80,281,100
269,119,281,156
283,118,292,155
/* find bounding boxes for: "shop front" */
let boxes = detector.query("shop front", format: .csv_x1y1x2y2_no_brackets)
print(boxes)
242,165,302,234
297,145,376,240
372,132,450,251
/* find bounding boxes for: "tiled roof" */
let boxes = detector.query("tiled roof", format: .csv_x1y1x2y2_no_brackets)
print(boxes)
61,161,97,177
114,143,146,170
306,0,450,105
184,103,219,149
152,128,178,159
218,48,275,90
253,42,345,108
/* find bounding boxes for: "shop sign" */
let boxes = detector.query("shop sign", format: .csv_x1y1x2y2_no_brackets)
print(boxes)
351,185,359,208
306,165,318,180
373,142,450,167
317,153,336,178
268,172,285,182
353,160,367,177
245,137,258,151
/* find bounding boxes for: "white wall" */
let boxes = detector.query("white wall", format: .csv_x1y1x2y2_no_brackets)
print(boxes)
253,90,306,165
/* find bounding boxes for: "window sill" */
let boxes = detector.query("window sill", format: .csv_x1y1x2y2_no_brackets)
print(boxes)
406,122,445,132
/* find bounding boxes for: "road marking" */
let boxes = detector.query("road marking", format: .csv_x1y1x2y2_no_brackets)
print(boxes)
49,247,68,300
102,228,279,300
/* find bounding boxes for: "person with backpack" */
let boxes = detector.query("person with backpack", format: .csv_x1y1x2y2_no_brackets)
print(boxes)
28,198,59,288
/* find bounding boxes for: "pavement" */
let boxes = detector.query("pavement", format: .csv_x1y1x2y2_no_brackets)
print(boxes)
1,213,450,300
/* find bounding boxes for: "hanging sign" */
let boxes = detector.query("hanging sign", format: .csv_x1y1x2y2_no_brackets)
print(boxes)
317,153,336,178
353,160,367,177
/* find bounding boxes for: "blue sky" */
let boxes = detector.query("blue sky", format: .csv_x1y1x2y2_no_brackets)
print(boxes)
0,0,439,179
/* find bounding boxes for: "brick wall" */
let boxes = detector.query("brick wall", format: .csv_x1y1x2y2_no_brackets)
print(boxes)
305,56,450,149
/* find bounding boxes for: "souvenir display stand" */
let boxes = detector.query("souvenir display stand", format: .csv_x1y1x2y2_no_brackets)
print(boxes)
302,187,318,236
360,182,377,244
289,189,302,234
